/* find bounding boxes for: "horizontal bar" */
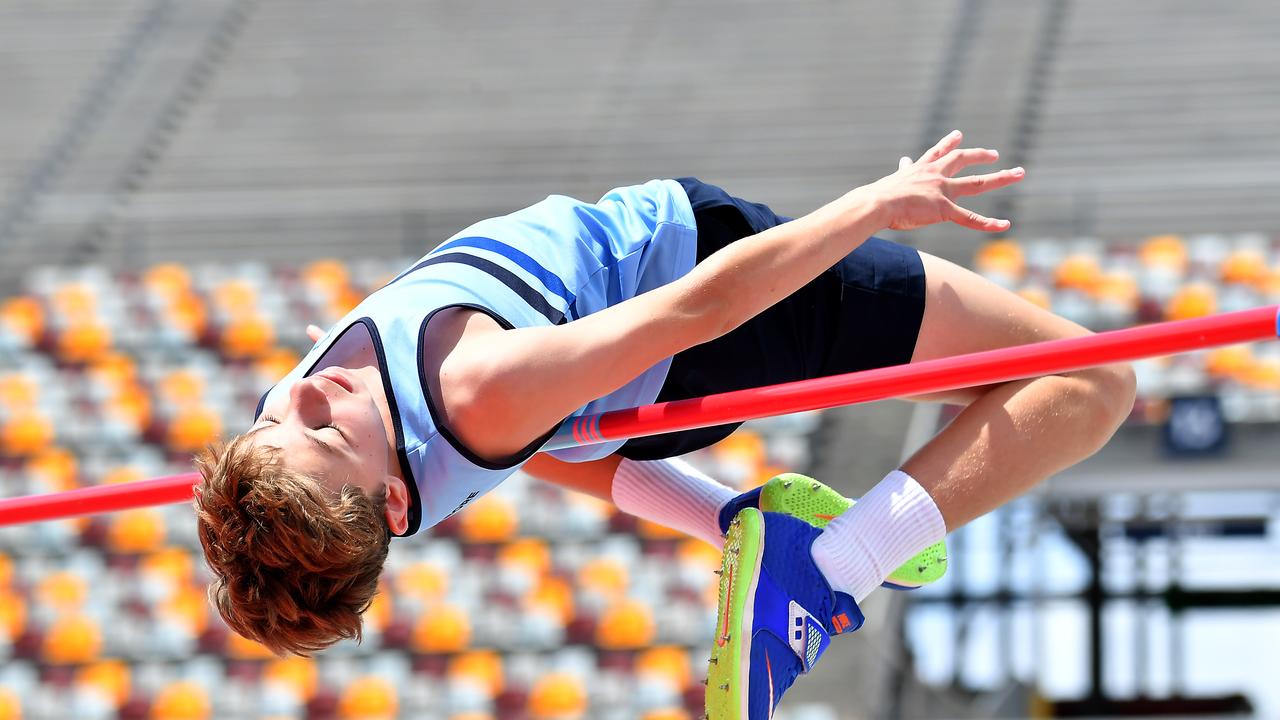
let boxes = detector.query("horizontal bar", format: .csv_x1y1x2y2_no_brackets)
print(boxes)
0,305,1275,526
544,304,1280,450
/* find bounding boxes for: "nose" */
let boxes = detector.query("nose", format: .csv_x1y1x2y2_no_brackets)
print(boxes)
287,376,334,425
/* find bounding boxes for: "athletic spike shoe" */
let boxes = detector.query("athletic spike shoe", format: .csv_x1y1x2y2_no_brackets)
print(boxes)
721,473,947,593
706,508,864,720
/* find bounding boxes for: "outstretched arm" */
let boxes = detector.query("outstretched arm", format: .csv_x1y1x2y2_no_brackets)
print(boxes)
437,132,1024,460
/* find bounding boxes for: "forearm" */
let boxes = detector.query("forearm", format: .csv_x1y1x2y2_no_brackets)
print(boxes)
674,189,886,339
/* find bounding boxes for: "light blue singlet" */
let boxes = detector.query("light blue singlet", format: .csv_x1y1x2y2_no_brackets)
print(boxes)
256,179,698,535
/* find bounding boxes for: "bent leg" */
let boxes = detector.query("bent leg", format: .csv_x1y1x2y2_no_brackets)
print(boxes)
900,251,1137,529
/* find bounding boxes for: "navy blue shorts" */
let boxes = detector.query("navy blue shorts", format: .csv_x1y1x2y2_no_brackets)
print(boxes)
617,177,927,460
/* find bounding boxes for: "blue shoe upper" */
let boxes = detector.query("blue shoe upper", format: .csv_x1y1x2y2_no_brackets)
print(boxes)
717,486,762,535
744,511,865,717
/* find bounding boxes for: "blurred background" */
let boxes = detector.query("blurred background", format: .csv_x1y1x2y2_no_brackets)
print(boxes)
0,0,1278,718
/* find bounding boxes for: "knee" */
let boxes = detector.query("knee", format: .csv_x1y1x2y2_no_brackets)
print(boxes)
1078,361,1138,435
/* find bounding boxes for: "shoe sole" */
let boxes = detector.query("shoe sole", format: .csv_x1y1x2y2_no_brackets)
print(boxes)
706,507,765,720
758,473,948,589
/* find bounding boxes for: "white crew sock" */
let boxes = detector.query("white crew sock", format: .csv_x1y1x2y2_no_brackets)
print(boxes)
810,469,947,603
611,457,738,547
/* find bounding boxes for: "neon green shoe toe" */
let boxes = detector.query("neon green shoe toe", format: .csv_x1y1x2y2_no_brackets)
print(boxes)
758,473,947,590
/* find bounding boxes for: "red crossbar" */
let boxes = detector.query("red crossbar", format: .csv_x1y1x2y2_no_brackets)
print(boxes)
0,305,1275,526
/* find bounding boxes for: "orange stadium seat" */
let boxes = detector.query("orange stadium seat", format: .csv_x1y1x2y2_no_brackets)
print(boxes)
0,590,26,641
1244,356,1280,390
0,373,39,412
1053,253,1102,293
1206,345,1256,382
410,603,471,653
0,689,19,720
0,553,11,588
396,561,449,605
974,239,1026,284
263,655,319,703
25,447,79,492
636,646,693,692
50,284,98,324
0,296,44,346
158,585,211,636
458,494,519,543
253,347,301,385
528,673,587,720
525,576,575,626
220,314,277,360
55,320,112,364
166,406,223,454
1220,247,1267,286
76,659,131,710
595,598,656,650
226,631,278,660
576,557,629,601
338,676,397,720
107,509,166,554
498,537,553,577
1,411,54,457
1166,283,1218,321
1139,235,1189,273
162,292,209,340
301,259,352,293
149,681,210,720
42,615,102,664
143,264,194,300
158,370,206,408
212,279,259,317
448,650,505,698
104,384,152,436
35,571,87,613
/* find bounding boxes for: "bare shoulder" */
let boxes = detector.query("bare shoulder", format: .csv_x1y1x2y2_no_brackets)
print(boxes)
419,307,510,453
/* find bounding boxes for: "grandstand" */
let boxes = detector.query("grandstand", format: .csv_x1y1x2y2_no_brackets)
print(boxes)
0,1,1278,718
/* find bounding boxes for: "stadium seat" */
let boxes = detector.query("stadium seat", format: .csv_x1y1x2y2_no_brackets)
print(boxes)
575,557,629,602
1166,283,1218,321
107,509,166,554
458,495,519,544
526,576,575,626
527,672,587,720
448,650,505,698
35,571,87,613
165,406,223,454
410,603,472,654
76,659,131,711
263,655,318,703
0,591,26,641
595,598,655,650
0,411,55,457
338,676,398,720
149,681,211,720
219,315,276,361
974,239,1026,286
0,688,19,720
24,448,79,492
42,615,102,664
0,297,44,348
55,321,112,365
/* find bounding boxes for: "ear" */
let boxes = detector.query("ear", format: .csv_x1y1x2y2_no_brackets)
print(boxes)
382,475,410,536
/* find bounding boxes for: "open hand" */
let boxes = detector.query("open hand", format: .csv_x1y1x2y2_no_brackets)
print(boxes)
866,130,1024,232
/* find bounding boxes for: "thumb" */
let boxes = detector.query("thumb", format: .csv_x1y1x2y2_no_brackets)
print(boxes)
899,156,913,171
306,324,325,342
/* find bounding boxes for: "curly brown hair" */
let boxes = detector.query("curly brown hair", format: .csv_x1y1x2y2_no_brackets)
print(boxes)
194,433,391,656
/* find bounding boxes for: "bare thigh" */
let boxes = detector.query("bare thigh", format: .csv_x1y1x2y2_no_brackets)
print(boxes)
907,251,1093,404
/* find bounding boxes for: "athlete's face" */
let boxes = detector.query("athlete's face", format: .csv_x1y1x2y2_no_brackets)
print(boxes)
247,367,407,531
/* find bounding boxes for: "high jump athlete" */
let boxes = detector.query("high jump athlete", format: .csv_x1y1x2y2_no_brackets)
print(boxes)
193,131,1135,718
